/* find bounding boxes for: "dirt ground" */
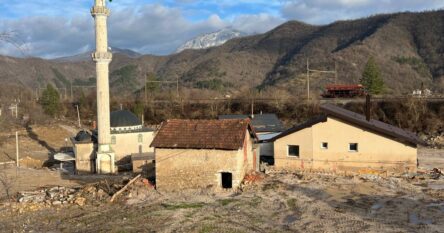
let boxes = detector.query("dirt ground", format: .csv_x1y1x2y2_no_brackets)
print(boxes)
0,125,443,233
0,170,443,233
0,123,77,164
0,149,441,232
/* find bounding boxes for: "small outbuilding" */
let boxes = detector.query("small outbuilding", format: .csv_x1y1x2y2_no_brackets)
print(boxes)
272,104,422,175
151,119,258,191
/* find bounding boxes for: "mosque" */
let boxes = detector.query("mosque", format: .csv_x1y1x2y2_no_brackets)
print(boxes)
71,0,154,174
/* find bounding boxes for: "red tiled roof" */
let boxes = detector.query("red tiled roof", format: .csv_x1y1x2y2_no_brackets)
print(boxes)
150,119,257,150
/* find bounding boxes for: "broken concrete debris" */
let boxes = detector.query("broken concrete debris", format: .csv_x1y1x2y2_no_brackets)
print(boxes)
14,176,157,208
18,186,82,206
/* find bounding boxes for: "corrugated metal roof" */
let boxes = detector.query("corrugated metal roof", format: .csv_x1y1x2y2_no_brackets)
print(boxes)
150,119,257,150
218,113,285,132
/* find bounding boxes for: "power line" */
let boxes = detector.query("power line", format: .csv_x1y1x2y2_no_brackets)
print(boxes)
306,58,337,100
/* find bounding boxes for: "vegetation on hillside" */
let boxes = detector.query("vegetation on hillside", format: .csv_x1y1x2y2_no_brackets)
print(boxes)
110,65,139,93
195,78,233,91
40,84,61,117
360,57,384,94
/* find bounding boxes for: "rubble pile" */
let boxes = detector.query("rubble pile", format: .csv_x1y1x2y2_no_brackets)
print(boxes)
240,171,266,191
18,186,85,206
18,187,77,205
124,178,158,205
13,177,158,208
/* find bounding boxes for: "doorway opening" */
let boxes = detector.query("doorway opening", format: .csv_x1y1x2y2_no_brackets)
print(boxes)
221,172,232,189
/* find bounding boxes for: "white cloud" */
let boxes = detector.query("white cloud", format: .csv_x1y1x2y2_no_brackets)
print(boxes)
281,0,444,24
1,0,444,58
0,3,284,58
231,13,284,34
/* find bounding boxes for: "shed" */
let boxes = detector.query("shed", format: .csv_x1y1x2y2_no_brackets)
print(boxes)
151,119,258,191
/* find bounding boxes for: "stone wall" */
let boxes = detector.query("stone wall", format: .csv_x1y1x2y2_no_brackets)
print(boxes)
155,148,242,191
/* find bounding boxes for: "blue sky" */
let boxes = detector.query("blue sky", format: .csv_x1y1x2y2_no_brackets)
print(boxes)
0,0,443,58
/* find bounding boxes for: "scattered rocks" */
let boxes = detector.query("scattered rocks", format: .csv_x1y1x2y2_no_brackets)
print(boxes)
17,186,79,206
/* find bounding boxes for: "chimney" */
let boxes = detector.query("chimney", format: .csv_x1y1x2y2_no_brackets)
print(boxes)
365,94,371,121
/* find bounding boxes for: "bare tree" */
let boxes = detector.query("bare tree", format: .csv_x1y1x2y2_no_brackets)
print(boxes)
0,170,16,200
0,31,26,55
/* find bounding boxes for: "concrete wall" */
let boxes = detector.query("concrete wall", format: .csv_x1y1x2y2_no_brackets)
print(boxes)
274,117,417,174
111,131,154,162
274,126,313,170
74,142,95,174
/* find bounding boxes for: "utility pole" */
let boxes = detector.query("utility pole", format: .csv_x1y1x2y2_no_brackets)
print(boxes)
176,77,179,99
145,74,148,104
76,104,81,128
251,97,254,118
306,58,337,101
334,61,338,84
306,59,310,100
70,79,74,101
16,131,19,167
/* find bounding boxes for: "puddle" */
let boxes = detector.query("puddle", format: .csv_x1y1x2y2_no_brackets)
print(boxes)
409,213,433,225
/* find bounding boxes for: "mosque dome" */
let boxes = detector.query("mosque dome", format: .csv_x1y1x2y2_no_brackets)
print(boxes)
75,130,92,142
110,110,142,132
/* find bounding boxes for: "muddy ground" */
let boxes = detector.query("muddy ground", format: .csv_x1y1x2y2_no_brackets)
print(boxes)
0,171,443,233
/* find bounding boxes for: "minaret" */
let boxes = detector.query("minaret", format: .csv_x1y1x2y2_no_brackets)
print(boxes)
91,0,115,173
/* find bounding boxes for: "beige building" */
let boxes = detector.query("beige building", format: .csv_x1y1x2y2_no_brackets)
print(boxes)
151,119,258,191
272,104,422,175
72,110,154,174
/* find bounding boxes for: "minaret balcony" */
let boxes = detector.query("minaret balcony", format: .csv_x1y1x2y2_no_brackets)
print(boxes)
92,52,113,61
91,6,110,16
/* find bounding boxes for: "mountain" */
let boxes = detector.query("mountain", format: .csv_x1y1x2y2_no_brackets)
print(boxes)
0,11,443,98
53,47,141,62
176,28,247,53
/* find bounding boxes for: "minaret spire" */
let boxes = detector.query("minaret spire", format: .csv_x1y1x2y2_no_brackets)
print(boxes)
91,0,115,173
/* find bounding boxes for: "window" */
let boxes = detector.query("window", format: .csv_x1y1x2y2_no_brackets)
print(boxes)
349,143,358,152
321,142,328,149
111,136,116,144
138,134,143,143
288,145,300,157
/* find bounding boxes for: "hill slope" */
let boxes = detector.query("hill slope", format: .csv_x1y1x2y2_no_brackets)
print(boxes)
0,11,443,98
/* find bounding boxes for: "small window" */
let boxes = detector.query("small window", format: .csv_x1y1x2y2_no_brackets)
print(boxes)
288,145,300,157
111,136,116,144
138,134,143,143
349,143,358,152
321,142,328,149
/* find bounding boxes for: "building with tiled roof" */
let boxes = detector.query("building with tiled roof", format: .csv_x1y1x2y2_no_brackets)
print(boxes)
151,119,259,191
